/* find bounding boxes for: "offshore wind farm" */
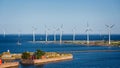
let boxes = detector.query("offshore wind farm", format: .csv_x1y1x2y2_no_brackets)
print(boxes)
0,0,120,68
22,24,119,46
10,23,117,46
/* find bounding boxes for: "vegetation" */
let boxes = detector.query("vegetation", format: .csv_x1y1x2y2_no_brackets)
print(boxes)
44,52,72,58
35,49,45,59
21,49,45,59
111,41,120,46
21,50,72,60
22,52,30,59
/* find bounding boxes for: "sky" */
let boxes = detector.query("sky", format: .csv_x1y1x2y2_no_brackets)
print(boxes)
0,0,120,34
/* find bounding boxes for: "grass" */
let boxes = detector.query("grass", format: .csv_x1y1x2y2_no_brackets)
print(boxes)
45,52,72,58
63,40,120,46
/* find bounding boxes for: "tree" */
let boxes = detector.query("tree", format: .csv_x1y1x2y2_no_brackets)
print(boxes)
35,49,45,59
22,52,30,59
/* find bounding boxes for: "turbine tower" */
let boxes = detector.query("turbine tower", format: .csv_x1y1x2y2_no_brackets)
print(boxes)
60,24,63,44
45,25,50,43
32,26,37,43
105,24,115,45
85,23,92,45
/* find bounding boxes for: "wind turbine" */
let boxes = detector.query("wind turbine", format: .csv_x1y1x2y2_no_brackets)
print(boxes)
32,26,37,43
105,24,115,45
45,25,50,43
72,26,76,42
60,24,63,44
85,23,92,45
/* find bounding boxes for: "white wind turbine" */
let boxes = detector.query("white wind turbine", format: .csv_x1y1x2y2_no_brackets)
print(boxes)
105,24,115,45
85,23,92,45
32,26,37,43
60,24,63,44
45,25,50,43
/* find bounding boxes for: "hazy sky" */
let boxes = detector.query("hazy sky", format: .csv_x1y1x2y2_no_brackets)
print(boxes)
0,0,120,34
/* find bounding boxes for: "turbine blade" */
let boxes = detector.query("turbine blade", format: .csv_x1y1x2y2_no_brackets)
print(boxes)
105,24,109,27
85,29,88,32
110,24,115,28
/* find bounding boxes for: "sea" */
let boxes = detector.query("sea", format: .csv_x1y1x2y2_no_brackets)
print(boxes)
0,34,120,68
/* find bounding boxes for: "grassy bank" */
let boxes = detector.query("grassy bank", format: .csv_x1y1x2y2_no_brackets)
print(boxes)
63,40,120,46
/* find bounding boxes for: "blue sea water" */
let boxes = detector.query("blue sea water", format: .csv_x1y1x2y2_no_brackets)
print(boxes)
0,34,120,68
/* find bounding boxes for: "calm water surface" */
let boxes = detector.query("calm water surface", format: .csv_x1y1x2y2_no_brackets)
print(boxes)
0,35,120,68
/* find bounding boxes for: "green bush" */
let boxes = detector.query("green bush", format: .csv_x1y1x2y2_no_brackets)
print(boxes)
22,52,30,59
35,49,45,59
